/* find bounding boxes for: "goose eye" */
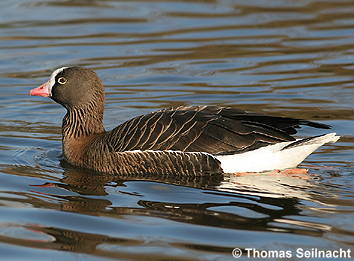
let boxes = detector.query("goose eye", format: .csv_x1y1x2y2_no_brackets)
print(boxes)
58,77,67,85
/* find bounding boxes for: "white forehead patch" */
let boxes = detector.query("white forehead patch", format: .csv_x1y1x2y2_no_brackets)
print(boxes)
47,67,69,95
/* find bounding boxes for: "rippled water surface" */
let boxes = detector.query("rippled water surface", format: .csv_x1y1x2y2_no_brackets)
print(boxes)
1,0,354,260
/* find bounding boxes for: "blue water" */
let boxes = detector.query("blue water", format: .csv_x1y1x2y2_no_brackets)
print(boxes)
0,0,353,260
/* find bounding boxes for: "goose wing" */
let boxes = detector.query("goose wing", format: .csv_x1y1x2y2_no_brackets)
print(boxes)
105,106,330,154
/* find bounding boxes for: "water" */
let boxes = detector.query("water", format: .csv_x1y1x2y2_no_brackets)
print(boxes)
0,0,353,260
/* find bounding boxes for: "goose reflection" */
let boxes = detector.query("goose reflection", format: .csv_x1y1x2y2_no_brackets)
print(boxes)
218,172,319,200
4,163,339,258
28,160,330,236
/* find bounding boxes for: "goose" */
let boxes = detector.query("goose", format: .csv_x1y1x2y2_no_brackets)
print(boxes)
29,67,340,176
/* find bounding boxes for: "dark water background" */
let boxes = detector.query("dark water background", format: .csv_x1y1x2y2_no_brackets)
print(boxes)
0,0,354,260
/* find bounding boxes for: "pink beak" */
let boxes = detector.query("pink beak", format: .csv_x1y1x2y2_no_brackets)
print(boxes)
29,82,50,97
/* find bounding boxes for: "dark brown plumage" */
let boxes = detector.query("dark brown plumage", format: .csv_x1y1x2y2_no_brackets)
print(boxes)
29,67,331,176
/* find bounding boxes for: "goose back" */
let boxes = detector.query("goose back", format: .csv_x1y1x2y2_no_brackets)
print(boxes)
103,106,329,155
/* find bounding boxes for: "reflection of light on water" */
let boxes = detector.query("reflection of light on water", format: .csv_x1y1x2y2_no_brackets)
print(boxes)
0,224,55,242
273,218,332,231
218,172,322,200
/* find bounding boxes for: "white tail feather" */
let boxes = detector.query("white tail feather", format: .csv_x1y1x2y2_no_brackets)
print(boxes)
215,133,340,173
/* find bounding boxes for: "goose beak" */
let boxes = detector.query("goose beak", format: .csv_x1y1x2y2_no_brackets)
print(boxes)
30,82,50,97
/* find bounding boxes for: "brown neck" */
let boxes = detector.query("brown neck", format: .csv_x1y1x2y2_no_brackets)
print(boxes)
62,101,105,165
62,101,105,139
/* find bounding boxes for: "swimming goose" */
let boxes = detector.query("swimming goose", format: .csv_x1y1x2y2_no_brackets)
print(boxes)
30,67,340,176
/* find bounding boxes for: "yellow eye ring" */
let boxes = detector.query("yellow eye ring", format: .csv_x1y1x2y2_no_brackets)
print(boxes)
58,77,67,85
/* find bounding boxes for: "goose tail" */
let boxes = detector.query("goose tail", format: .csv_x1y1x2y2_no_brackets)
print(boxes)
215,133,340,173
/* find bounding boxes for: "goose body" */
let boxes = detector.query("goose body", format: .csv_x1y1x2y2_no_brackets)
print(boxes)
30,67,339,176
